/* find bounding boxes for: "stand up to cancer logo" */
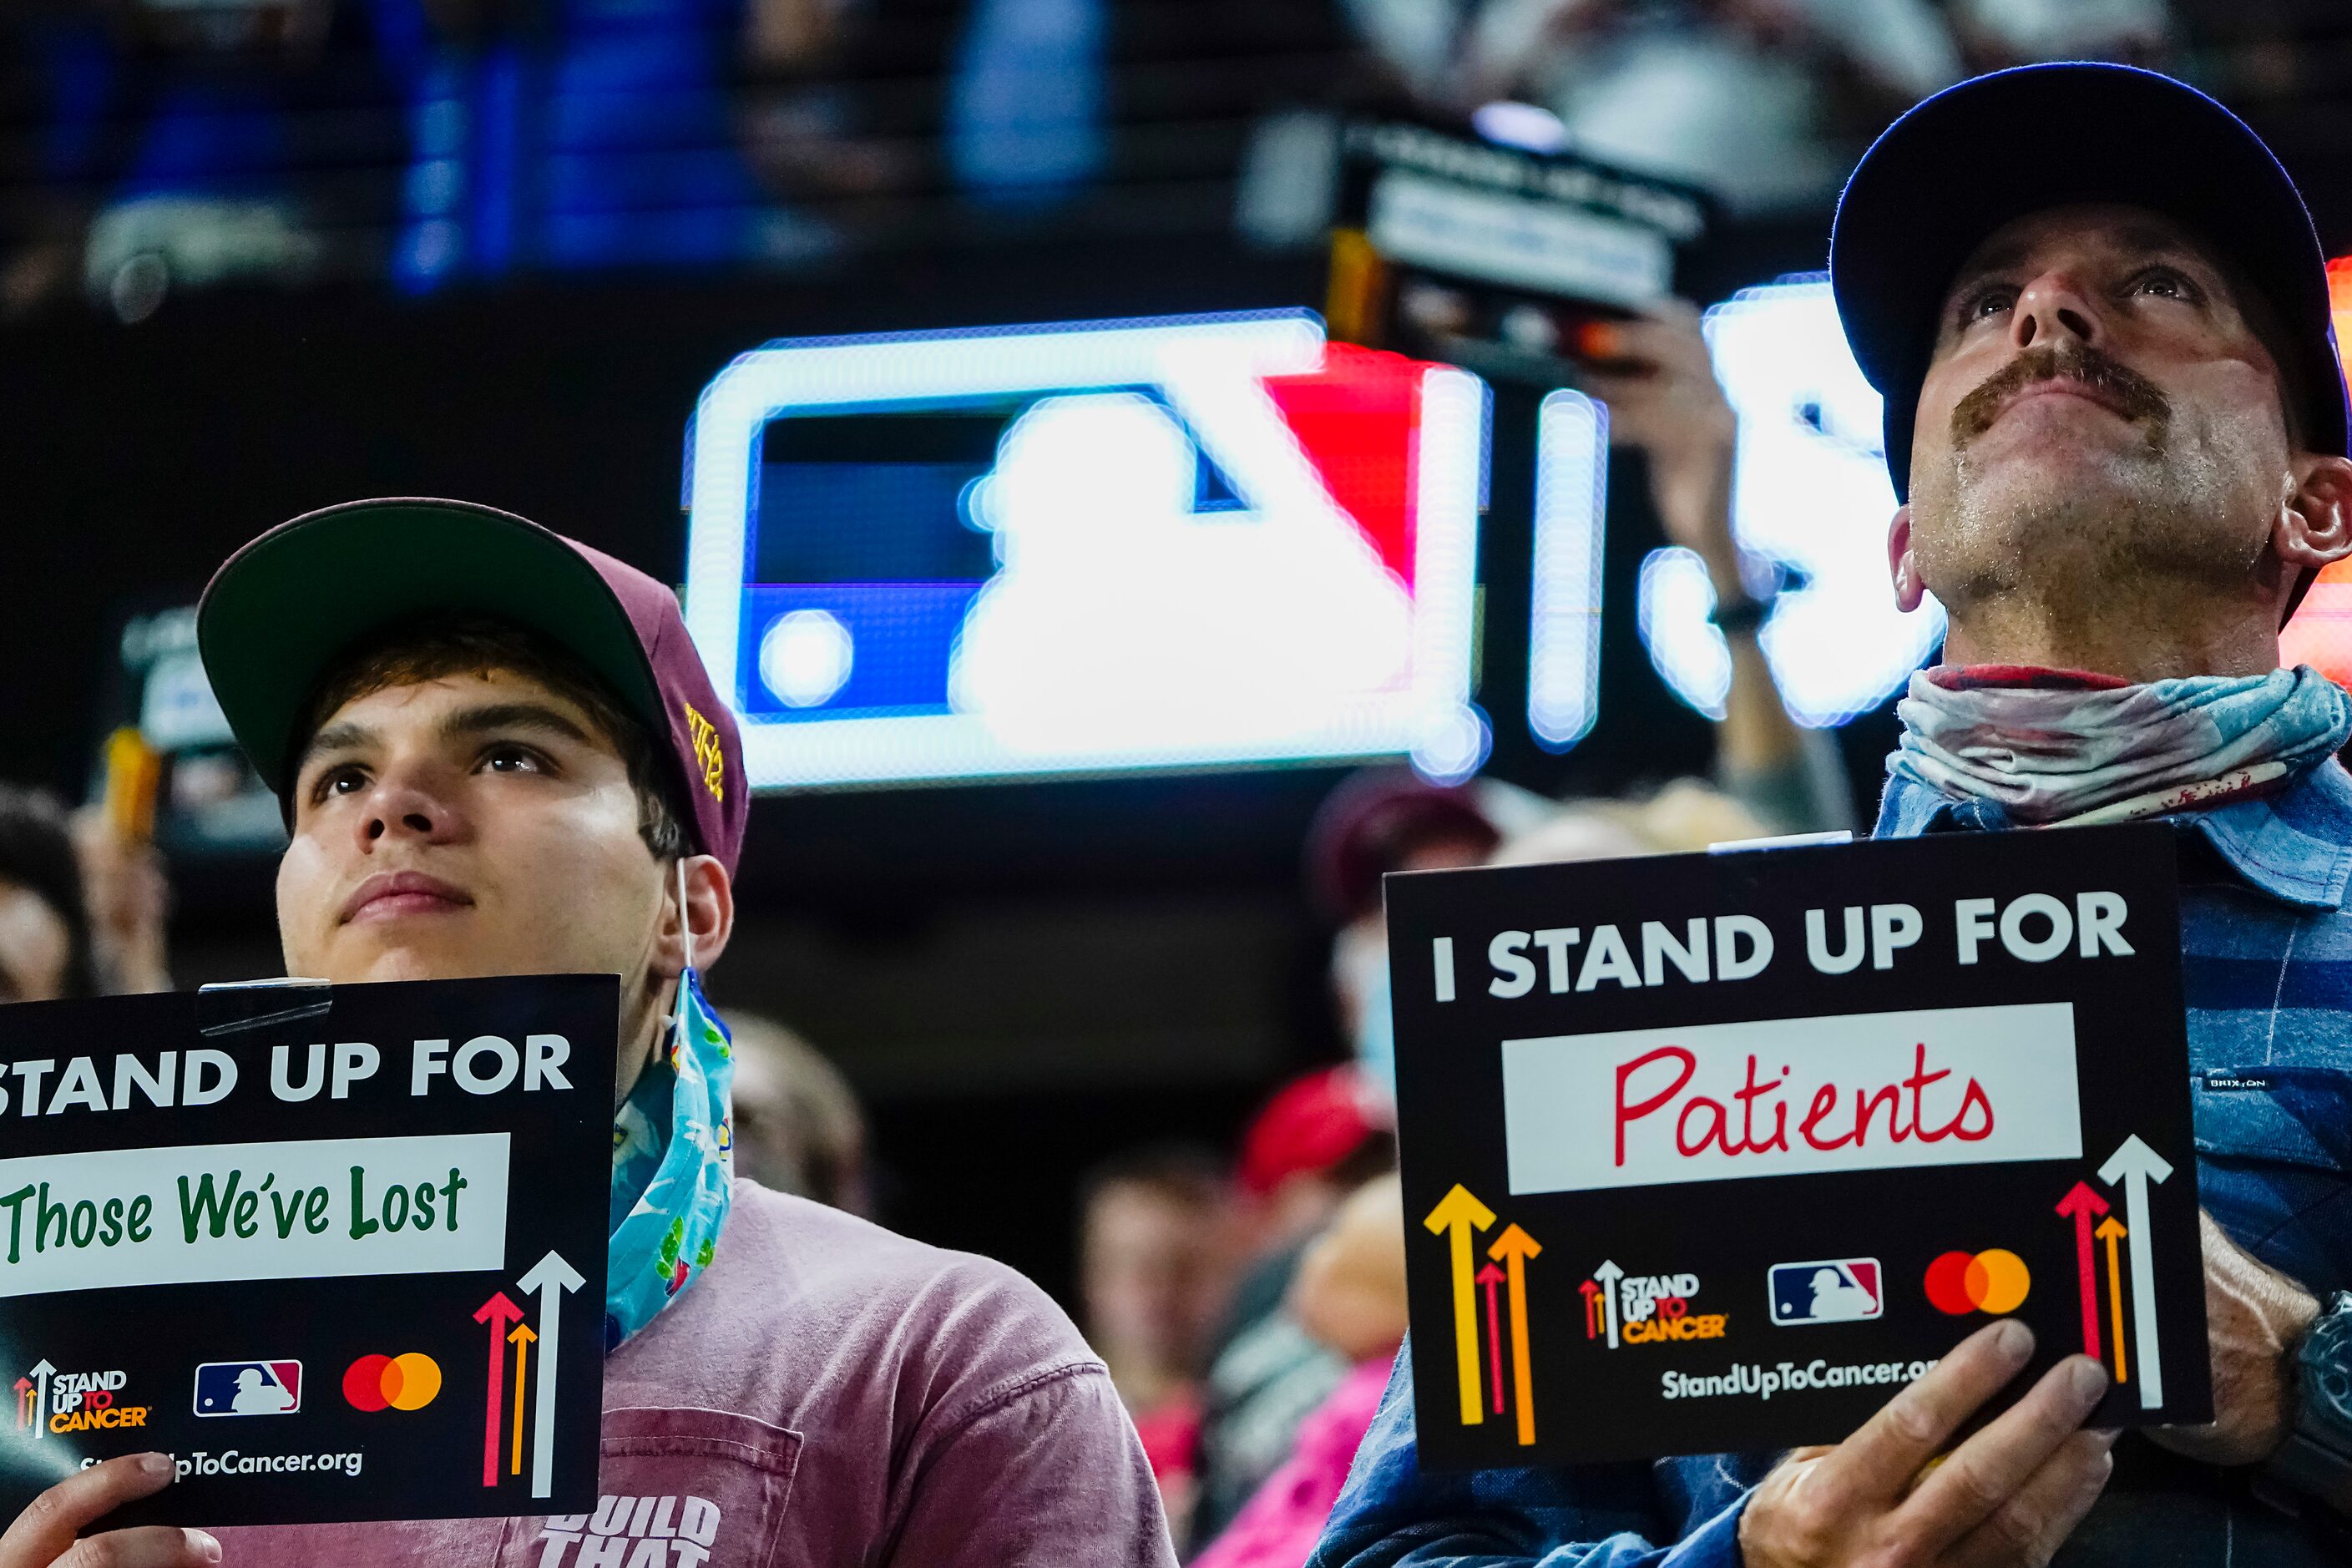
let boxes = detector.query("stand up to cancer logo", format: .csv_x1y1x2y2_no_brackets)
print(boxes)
10,1363,150,1436
1579,1265,1729,1348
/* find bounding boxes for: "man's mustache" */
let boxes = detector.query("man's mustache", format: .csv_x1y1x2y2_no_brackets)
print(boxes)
1950,342,2172,447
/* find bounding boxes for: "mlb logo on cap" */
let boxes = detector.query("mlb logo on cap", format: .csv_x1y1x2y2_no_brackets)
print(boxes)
1768,1259,1883,1326
193,1360,302,1417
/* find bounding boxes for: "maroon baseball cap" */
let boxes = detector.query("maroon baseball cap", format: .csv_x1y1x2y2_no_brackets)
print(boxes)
196,498,748,875
1305,767,1500,923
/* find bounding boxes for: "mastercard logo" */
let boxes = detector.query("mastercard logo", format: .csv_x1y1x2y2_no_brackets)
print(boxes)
1924,1249,2031,1316
341,1353,443,1413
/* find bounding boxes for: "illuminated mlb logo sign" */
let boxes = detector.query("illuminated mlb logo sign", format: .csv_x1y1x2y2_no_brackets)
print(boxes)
683,311,1487,788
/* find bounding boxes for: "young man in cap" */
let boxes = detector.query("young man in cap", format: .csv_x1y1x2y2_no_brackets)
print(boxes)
1309,63,2352,1568
0,499,1176,1568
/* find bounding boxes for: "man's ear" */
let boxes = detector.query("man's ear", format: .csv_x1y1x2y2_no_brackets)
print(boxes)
1888,504,1928,613
655,854,735,980
2278,455,2352,574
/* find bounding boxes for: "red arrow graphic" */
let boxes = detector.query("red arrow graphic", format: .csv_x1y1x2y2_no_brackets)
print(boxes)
473,1292,526,1488
1578,1277,1601,1340
1476,1264,1506,1415
2055,1181,2110,1360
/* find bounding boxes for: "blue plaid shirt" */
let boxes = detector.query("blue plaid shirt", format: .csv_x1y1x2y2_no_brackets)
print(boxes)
1308,761,2352,1568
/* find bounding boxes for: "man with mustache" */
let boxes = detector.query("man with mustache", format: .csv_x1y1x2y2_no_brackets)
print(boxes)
1310,63,2352,1568
0,500,1178,1568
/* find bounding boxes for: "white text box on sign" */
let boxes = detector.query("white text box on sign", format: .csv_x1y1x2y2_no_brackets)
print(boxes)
1500,1002,2081,1196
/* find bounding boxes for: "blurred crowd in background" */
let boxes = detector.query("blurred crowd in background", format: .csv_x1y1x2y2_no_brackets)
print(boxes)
0,0,2319,319
8,1,2352,1563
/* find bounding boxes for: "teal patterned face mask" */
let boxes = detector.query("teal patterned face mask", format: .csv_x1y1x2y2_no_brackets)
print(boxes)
604,922,736,1350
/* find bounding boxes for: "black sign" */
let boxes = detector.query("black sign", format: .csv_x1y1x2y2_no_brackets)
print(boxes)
1387,824,2208,1470
1328,117,1711,383
0,975,615,1526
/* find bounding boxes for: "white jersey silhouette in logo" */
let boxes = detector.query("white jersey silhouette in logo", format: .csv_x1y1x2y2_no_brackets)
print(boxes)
949,382,1414,754
230,1368,296,1414
1805,1266,1877,1323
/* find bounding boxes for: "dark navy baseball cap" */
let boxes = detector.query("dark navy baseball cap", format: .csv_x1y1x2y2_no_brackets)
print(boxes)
1831,63,2349,506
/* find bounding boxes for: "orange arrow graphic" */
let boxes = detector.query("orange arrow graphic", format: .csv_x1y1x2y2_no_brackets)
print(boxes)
2095,1217,2128,1386
1424,1185,1497,1426
1490,1223,1542,1447
507,1324,538,1476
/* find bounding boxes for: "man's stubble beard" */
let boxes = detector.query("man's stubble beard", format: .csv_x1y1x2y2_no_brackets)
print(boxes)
1914,420,2269,634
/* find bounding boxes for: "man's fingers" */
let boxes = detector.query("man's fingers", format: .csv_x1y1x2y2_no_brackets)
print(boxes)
1571,369,1679,434
1897,1355,2109,1547
1568,372,1666,448
0,1456,177,1563
1813,1320,2037,1506
53,1528,221,1568
1635,296,1704,331
1585,313,1712,377
1940,1429,2117,1568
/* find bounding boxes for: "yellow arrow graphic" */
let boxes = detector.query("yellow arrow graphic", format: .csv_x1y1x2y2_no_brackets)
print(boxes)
2095,1217,2127,1386
1490,1224,1543,1447
1424,1185,1496,1426
508,1323,538,1477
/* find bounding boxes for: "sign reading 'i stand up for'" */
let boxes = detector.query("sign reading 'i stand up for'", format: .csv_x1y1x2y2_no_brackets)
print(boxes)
1385,823,2209,1470
0,975,615,1527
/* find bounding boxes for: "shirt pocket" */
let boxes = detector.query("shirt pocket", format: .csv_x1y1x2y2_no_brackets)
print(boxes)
499,1407,802,1568
2193,1065,2352,1292
2192,1064,2352,1172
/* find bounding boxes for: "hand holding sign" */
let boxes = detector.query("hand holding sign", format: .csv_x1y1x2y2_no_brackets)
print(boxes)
0,1454,215,1568
1739,1323,2114,1568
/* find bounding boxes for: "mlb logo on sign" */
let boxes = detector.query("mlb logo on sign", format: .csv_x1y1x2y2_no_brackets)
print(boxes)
683,311,1488,789
192,1361,301,1418
1768,1260,1883,1327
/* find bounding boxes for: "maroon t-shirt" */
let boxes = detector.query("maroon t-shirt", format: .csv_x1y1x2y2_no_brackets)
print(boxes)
204,1182,1176,1567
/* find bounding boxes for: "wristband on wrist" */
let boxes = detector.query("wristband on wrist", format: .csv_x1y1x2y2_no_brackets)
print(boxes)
1715,594,1775,635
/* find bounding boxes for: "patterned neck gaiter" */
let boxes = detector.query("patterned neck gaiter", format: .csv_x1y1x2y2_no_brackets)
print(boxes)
1890,663,2350,827
604,966,736,1351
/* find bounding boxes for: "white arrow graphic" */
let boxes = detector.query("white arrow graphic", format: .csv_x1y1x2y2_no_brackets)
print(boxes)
517,1251,585,1499
2097,1136,2173,1410
1591,1260,1625,1350
28,1360,53,1440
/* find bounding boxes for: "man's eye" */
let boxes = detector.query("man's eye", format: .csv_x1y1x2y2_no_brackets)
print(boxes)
1956,286,2015,327
2131,267,2200,302
310,765,367,804
480,746,547,775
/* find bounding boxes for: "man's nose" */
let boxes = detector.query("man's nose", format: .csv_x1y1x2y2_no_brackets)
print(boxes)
356,772,458,847
2010,269,2102,354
